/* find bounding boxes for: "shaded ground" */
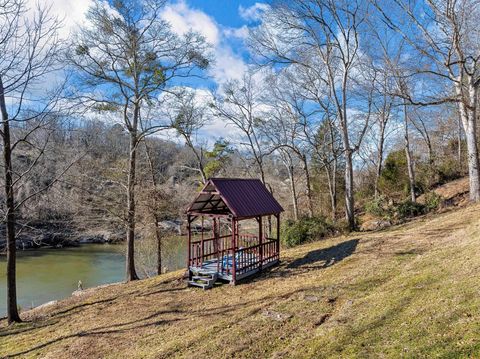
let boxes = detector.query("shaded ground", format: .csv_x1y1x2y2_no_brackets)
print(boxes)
2,204,480,358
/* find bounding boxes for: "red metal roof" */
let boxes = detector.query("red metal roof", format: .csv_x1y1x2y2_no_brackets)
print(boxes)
186,178,284,218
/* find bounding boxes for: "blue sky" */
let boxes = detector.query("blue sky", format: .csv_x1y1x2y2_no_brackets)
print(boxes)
36,0,268,88
153,0,270,140
190,0,262,28
157,0,269,88
21,0,269,141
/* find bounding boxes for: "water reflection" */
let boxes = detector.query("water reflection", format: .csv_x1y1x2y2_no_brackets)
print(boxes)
0,237,187,316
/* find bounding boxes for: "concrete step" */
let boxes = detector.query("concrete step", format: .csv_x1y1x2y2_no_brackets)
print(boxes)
188,280,213,290
188,272,218,290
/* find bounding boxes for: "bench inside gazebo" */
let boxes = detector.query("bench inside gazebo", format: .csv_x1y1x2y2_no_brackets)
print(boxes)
186,178,283,288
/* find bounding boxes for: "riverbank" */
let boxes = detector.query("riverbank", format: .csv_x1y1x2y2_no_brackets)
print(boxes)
2,203,480,357
0,220,125,253
0,244,125,316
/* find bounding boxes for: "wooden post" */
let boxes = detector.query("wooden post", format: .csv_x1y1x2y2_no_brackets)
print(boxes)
216,217,221,274
201,217,208,267
276,213,280,260
268,215,272,237
231,217,236,285
259,216,263,271
187,215,192,280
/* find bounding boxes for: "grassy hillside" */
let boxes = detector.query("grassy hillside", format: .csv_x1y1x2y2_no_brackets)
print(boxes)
2,204,480,358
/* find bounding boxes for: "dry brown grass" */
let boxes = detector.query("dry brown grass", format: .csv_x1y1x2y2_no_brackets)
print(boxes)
1,204,480,358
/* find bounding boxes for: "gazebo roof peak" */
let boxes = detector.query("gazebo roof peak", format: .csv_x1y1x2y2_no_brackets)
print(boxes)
186,177,284,218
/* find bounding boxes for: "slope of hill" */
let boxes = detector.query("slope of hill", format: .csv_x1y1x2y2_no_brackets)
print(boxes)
418,176,470,207
1,204,480,358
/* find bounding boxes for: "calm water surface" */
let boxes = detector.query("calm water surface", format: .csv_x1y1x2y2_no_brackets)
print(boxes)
0,239,187,316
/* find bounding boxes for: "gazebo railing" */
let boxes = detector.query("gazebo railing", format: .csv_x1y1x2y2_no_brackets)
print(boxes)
189,235,231,268
189,233,280,279
235,237,279,276
237,233,260,248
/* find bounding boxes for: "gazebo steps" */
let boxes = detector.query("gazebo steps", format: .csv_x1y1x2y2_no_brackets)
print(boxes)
188,272,218,290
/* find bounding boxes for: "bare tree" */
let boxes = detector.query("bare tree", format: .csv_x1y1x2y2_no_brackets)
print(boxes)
251,0,374,229
374,0,480,201
142,139,166,275
67,0,210,281
0,0,65,324
368,69,396,199
312,114,343,220
167,89,209,184
410,108,436,172
263,70,316,218
211,71,268,185
293,63,343,220
402,95,417,202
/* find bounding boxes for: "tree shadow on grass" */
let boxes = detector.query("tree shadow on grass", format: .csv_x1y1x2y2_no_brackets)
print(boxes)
286,238,359,272
7,311,185,357
0,319,61,338
242,238,360,283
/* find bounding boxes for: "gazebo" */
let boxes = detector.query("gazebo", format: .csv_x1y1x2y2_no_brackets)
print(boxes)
185,178,283,288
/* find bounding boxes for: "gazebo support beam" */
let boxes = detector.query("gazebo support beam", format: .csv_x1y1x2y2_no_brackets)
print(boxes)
276,213,280,258
187,214,192,280
259,216,263,271
231,217,236,285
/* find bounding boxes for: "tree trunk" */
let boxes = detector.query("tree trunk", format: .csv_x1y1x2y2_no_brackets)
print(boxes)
374,119,386,199
302,154,313,217
255,149,271,232
126,107,139,281
464,123,480,201
324,159,337,222
286,162,299,220
403,102,416,202
184,136,207,184
457,113,462,166
344,148,355,230
144,140,163,276
331,157,337,221
154,214,162,275
460,102,480,201
326,118,338,222
1,77,21,324
258,159,266,185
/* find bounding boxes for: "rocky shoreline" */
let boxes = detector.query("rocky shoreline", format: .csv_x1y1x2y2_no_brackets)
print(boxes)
0,223,125,253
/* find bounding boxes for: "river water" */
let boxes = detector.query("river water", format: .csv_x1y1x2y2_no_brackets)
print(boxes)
0,240,187,316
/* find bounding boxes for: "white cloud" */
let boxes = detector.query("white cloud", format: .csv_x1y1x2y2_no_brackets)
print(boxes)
160,1,248,86
239,3,270,22
157,86,238,144
223,25,249,40
26,0,93,38
161,0,220,45
213,47,247,83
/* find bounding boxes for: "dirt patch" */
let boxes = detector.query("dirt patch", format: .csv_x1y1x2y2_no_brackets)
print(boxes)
262,309,293,322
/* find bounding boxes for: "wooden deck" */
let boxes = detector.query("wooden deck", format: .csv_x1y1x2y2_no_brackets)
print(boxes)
189,257,279,283
190,259,233,281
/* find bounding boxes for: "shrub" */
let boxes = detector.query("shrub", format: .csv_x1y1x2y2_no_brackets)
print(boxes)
379,150,409,196
437,159,462,184
379,150,426,198
281,216,334,247
395,200,426,219
364,196,390,218
424,191,443,211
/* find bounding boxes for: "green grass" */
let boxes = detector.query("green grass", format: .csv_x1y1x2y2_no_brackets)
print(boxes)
1,204,480,358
